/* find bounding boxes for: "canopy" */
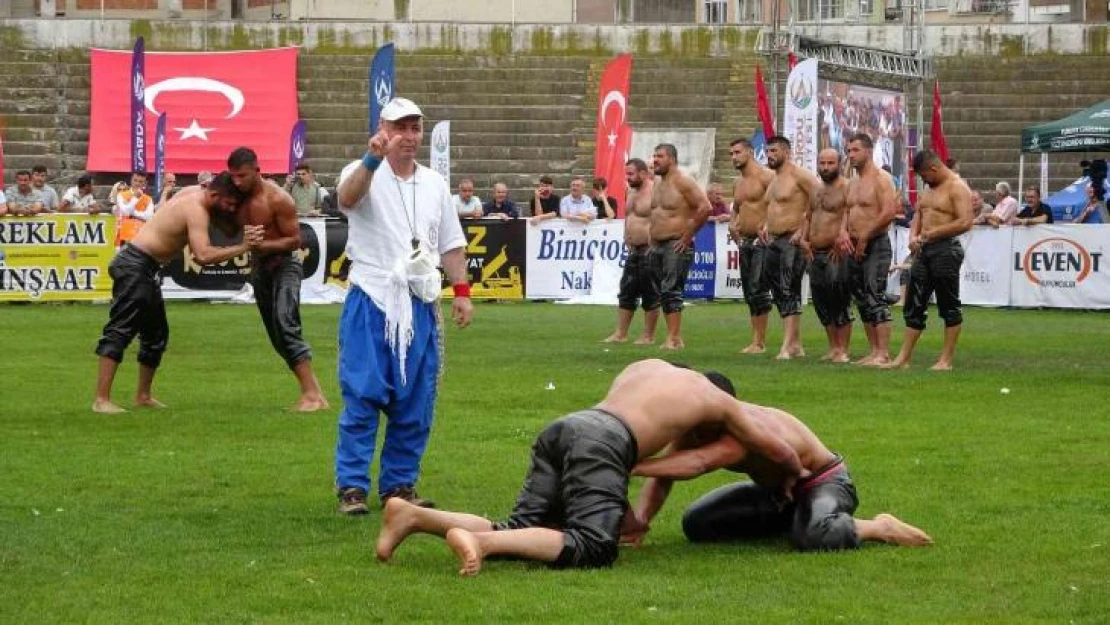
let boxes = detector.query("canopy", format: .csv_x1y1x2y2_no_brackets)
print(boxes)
1043,176,1110,223
1020,100,1110,153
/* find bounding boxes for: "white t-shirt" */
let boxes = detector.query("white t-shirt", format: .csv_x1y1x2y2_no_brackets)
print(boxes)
560,194,596,219
338,158,467,305
62,186,99,212
0,189,6,204
453,194,482,217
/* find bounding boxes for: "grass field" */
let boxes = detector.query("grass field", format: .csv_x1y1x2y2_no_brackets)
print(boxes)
2,301,1108,623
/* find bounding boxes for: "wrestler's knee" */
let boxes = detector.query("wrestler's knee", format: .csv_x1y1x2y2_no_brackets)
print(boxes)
748,296,772,317
94,341,125,363
941,308,963,327
137,345,165,369
790,515,860,552
903,309,927,331
617,297,638,311
681,506,716,542
556,526,619,568
661,297,684,315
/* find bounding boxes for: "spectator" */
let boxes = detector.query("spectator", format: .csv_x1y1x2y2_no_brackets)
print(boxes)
974,181,1018,228
114,172,154,245
5,170,46,216
31,164,59,212
970,191,992,220
705,182,730,223
453,178,483,219
285,163,328,216
591,177,618,220
197,170,214,188
559,176,595,223
156,172,178,208
530,175,561,222
482,182,519,220
1014,186,1053,226
1073,183,1109,224
60,175,101,213
0,187,6,216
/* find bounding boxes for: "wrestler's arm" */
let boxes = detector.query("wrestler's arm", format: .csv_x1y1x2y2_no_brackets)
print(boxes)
185,205,253,266
680,177,712,237
793,172,819,244
925,183,974,240
632,436,744,480
717,394,803,487
255,192,302,255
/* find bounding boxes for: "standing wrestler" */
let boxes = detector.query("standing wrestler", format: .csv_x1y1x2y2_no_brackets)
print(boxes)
762,136,819,360
624,376,932,551
226,147,329,412
93,174,262,413
602,158,659,344
333,98,473,514
845,133,900,366
887,151,973,371
374,359,804,576
649,144,711,350
728,138,775,354
804,148,855,363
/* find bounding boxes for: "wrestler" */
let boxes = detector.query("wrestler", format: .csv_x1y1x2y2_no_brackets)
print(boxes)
804,148,854,363
92,173,262,413
727,138,775,354
602,158,660,345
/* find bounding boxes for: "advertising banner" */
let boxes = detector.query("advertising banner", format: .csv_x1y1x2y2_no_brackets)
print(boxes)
1009,225,1110,309
526,220,626,299
683,224,718,300
783,58,818,172
956,226,1013,307
0,215,117,301
713,223,744,299
440,219,526,300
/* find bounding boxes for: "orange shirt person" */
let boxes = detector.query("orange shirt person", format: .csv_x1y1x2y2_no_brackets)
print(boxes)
114,172,154,246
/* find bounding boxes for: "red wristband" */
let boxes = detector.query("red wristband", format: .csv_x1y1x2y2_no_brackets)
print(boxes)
452,283,471,298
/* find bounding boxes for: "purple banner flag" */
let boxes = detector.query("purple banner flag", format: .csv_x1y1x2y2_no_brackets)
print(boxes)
130,36,146,174
154,112,167,201
288,120,307,173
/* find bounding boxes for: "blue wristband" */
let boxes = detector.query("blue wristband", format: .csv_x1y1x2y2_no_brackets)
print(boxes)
362,152,382,171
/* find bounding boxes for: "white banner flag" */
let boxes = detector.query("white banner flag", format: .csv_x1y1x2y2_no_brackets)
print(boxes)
783,58,819,172
1008,224,1110,309
1039,152,1049,196
430,120,450,183
525,220,626,299
956,226,1013,307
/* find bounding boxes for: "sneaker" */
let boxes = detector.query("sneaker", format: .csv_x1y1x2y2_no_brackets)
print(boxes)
337,487,369,515
380,485,435,509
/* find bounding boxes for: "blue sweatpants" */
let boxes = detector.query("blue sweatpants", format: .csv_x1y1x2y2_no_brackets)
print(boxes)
334,286,440,497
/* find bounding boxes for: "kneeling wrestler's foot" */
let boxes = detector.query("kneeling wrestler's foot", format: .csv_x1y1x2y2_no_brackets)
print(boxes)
446,528,485,576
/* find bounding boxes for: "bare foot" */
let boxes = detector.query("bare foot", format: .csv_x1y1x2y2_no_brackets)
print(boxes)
601,333,628,344
92,399,127,414
930,361,953,371
881,357,910,370
659,338,684,350
874,513,933,546
376,498,419,562
788,346,806,358
632,335,655,345
294,395,330,412
445,528,484,576
740,343,765,354
135,397,167,409
830,351,851,364
860,355,890,368
775,350,793,361
819,350,837,362
853,353,877,366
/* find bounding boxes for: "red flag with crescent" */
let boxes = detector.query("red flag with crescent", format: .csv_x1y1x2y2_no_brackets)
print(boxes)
595,54,632,217
88,47,299,174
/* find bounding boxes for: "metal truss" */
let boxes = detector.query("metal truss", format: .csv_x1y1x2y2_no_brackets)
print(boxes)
757,30,933,81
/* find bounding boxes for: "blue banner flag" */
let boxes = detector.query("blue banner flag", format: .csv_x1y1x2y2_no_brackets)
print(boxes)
288,120,307,174
130,36,146,174
369,43,395,135
682,224,719,300
751,128,768,167
153,112,167,201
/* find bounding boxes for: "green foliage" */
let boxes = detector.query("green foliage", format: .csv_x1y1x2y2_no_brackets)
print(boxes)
1,302,1107,622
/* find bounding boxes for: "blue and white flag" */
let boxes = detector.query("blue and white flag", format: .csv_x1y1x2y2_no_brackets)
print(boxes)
369,43,395,135
153,112,166,200
288,120,307,173
751,128,768,166
130,36,146,174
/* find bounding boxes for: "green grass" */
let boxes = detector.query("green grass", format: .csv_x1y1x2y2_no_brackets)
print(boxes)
1,301,1108,623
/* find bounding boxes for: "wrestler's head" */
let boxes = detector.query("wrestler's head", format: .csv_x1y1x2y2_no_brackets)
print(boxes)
766,136,791,171
847,133,873,172
730,138,753,170
626,158,649,190
913,150,944,188
818,148,841,183
652,143,678,177
205,171,248,235
227,147,263,196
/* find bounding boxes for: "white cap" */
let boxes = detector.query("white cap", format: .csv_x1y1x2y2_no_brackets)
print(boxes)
380,97,424,123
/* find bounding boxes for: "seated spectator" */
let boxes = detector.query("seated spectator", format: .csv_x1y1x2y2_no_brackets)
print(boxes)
1073,183,1109,224
5,170,47,216
970,191,992,220
60,175,101,213
114,172,154,245
482,182,519,220
453,178,483,219
0,187,6,216
156,172,178,209
591,177,618,219
559,176,596,223
1014,186,1053,226
530,175,561,223
31,164,59,212
974,181,1018,228
285,163,328,216
705,182,730,223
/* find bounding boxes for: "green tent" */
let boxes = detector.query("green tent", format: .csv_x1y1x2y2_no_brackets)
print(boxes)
1021,99,1110,153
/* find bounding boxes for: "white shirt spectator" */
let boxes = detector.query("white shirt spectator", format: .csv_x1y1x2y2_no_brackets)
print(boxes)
62,186,99,212
991,196,1019,224
0,189,6,205
453,194,483,217
559,194,596,219
36,185,60,212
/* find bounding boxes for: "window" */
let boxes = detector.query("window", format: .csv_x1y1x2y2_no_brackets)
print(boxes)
798,0,844,20
736,0,762,22
859,0,874,14
923,0,949,10
705,0,728,23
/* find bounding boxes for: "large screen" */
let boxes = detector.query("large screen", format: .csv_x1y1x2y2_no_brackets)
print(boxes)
818,81,907,189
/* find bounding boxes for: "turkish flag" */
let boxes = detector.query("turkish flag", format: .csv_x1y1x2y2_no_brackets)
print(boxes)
595,54,632,216
755,66,776,140
88,47,299,174
930,80,949,164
